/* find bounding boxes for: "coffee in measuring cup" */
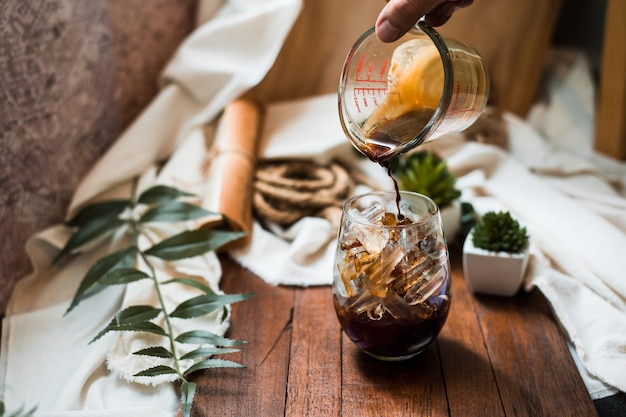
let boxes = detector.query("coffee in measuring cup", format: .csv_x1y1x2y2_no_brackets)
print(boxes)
338,18,489,162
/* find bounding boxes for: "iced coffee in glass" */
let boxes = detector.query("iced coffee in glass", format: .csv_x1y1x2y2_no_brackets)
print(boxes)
332,191,451,361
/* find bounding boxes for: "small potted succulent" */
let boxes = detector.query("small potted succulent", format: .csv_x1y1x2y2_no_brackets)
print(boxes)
462,210,530,296
391,150,462,241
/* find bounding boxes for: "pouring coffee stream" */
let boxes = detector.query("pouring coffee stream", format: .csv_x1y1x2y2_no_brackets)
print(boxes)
338,18,489,217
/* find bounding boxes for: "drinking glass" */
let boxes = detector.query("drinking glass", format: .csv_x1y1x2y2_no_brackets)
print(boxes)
332,191,451,361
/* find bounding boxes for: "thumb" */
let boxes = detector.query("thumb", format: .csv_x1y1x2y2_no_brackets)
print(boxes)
375,0,444,42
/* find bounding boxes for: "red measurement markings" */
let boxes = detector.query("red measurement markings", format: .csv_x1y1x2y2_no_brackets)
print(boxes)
355,55,390,84
353,87,387,112
447,81,476,115
353,54,389,112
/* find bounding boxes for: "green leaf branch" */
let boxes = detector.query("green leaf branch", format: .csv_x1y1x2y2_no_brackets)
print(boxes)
56,179,253,417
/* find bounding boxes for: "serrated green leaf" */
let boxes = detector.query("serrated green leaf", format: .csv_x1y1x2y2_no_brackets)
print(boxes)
179,346,240,361
54,217,127,263
67,199,130,228
99,267,150,286
144,229,246,261
170,293,253,319
175,330,246,347
138,185,195,205
133,346,174,359
90,305,164,343
180,381,196,417
91,320,166,344
133,365,178,377
184,358,244,375
66,247,137,314
114,305,163,324
139,201,217,223
162,277,216,295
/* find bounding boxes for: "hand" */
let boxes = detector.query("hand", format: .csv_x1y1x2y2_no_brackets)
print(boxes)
375,0,473,42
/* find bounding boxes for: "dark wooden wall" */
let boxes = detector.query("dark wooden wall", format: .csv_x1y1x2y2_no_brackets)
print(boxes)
0,0,197,313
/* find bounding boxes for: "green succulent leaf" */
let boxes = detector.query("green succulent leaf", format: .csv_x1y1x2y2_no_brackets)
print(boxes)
139,201,217,223
162,277,216,295
90,305,164,343
183,358,244,375
180,381,196,417
170,293,254,319
138,185,195,205
144,229,246,261
134,365,178,377
133,346,174,359
66,246,137,314
471,211,529,253
66,199,130,228
460,202,478,237
175,330,246,347
392,151,461,208
54,217,127,263
179,346,241,361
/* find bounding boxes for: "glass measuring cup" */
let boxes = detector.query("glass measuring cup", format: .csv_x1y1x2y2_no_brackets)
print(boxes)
338,19,489,162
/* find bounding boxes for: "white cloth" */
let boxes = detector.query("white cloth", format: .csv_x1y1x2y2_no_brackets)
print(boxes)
448,120,626,397
0,0,302,414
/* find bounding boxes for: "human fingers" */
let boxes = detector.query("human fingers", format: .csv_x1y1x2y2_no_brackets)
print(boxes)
375,0,472,43
376,0,444,43
423,0,472,27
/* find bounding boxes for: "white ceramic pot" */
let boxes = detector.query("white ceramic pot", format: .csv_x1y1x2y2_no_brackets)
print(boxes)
462,228,529,297
440,200,461,243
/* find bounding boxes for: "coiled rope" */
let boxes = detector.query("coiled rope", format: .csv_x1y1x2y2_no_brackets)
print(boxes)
253,159,364,229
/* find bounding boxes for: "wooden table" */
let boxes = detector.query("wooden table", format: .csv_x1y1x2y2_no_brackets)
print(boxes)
189,243,598,417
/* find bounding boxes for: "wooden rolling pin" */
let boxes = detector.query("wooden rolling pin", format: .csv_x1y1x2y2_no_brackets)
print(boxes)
202,97,263,249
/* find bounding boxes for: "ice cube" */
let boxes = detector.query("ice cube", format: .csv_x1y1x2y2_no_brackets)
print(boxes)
390,250,433,294
379,291,415,320
347,290,382,317
403,263,448,306
360,202,385,223
356,227,389,255
367,303,385,320
359,243,406,297
419,235,438,256
411,299,435,319
346,202,385,226
347,291,413,322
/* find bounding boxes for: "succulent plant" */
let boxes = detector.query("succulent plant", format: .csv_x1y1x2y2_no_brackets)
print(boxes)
471,211,529,253
390,150,461,209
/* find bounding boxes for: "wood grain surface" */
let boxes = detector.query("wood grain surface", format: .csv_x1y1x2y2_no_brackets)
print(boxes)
189,247,597,417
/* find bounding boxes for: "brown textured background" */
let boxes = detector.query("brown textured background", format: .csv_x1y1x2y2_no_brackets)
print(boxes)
0,0,197,313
